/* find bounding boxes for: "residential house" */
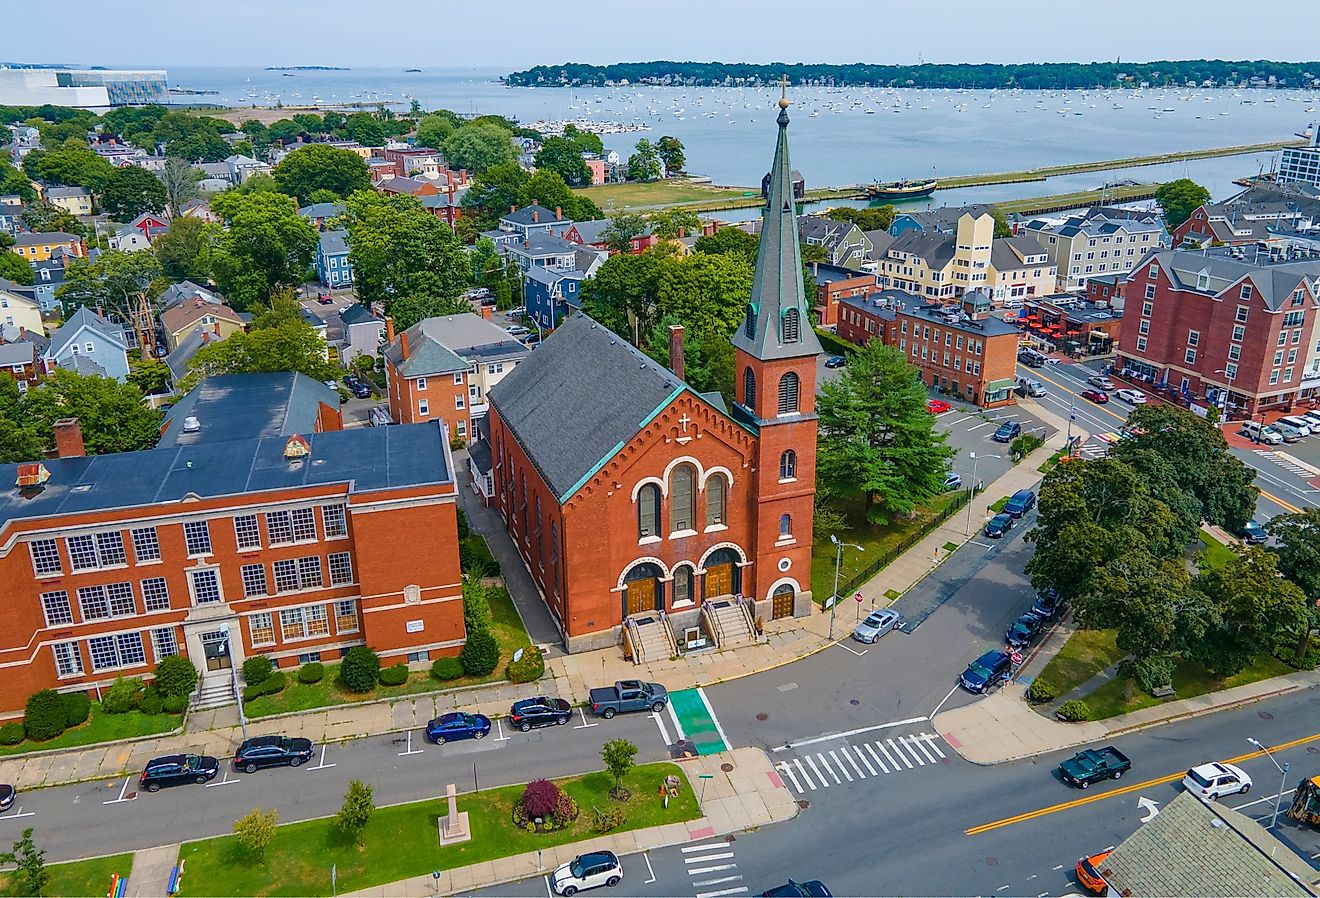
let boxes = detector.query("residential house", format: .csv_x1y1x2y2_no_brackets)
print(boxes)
1022,207,1163,290
316,230,353,288
10,232,85,263
159,280,224,311
524,267,586,329
837,288,1018,407
506,232,581,275
377,176,440,199
383,313,528,444
809,262,878,328
419,191,461,227
108,211,169,252
0,279,47,335
889,204,997,238
7,125,40,166
496,201,574,242
179,197,216,223
1171,185,1320,249
797,215,873,269
43,306,131,382
584,156,607,185
165,326,221,384
338,304,385,364
568,218,664,255
195,162,232,192
44,186,93,216
27,250,70,312
224,154,271,184
0,201,23,237
297,203,345,231
0,340,39,391
761,167,804,199
160,295,245,352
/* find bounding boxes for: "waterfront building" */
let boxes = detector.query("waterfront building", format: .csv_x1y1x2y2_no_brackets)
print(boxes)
1278,129,1320,188
0,69,168,109
1020,207,1162,291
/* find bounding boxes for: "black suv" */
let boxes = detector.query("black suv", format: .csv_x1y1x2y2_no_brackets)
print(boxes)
509,696,572,731
1031,588,1063,620
140,754,219,792
233,735,314,773
342,374,372,399
1005,612,1046,649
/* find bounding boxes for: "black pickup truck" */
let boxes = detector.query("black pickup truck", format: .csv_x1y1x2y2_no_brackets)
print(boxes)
1058,746,1132,789
588,680,668,719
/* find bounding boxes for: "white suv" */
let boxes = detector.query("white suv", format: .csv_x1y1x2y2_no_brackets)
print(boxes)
552,851,623,896
1183,762,1252,801
1114,388,1146,405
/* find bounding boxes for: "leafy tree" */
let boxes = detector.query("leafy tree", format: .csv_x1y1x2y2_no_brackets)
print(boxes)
186,317,336,388
343,190,469,311
267,119,300,144
470,236,503,285
387,294,470,331
0,250,35,285
272,144,371,204
459,629,500,676
336,780,375,845
208,190,318,309
560,123,604,156
343,112,386,147
989,206,1013,238
19,201,84,238
649,207,701,241
101,166,167,220
57,250,162,321
155,216,215,282
339,646,381,693
127,359,172,396
693,226,759,263
22,370,163,455
239,119,270,152
152,655,199,698
816,340,955,524
1155,178,1211,229
534,136,591,186
0,415,45,464
601,738,638,797
0,159,37,202
1268,508,1320,598
22,145,115,192
645,315,734,398
414,113,457,150
800,242,829,265
0,828,48,897
656,135,686,175
825,205,896,232
1194,548,1309,676
159,157,202,219
306,188,341,206
579,251,668,343
601,213,649,254
460,163,530,231
525,169,601,221
627,139,662,182
656,252,753,338
441,122,519,174
233,808,278,860
154,112,231,163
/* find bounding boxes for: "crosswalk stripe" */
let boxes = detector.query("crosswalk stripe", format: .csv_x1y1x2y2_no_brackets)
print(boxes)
689,864,738,875
775,762,802,793
910,733,939,763
828,749,854,782
803,754,825,787
841,745,866,778
696,888,749,898
686,852,735,864
694,876,744,887
877,740,900,770
816,752,841,784
792,757,816,790
887,738,914,769
920,733,947,759
899,734,927,766
864,742,890,773
852,744,878,776
683,843,727,853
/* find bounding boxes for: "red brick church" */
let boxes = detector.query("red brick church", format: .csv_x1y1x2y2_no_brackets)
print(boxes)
485,92,820,654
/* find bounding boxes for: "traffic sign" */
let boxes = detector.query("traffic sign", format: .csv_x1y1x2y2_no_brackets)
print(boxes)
854,592,863,603
1010,651,1024,665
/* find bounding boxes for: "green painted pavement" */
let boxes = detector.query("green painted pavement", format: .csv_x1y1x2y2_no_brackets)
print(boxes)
668,688,728,755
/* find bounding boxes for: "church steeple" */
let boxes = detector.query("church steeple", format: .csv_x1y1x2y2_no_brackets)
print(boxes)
732,76,823,364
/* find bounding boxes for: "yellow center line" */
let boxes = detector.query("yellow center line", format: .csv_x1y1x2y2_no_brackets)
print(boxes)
1258,489,1303,514
964,730,1320,836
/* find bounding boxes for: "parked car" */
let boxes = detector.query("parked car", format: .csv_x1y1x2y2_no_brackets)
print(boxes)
1005,612,1046,649
1239,520,1268,545
424,712,491,744
1273,419,1307,442
233,735,314,773
509,696,572,731
316,292,334,305
1075,849,1114,896
1241,421,1285,444
139,754,220,792
1058,746,1131,789
1080,388,1110,404
760,881,833,897
1300,409,1320,430
588,680,668,718
927,398,951,414
984,512,1014,538
1018,348,1046,368
824,355,846,369
943,471,963,491
852,609,901,644
1031,588,1064,620
960,650,1012,693
1016,377,1047,398
992,421,1022,442
342,374,371,399
1183,761,1252,801
0,783,13,812
508,306,526,318
1003,488,1037,518
1279,415,1314,437
505,325,530,337
551,850,622,896
1087,374,1115,390
1114,388,1146,404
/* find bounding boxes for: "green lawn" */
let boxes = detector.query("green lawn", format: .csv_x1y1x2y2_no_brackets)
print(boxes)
988,496,1010,513
573,179,751,211
0,853,132,897
0,704,180,757
1081,653,1296,720
1196,535,1239,572
245,587,532,718
1033,629,1124,697
178,762,698,897
811,492,965,600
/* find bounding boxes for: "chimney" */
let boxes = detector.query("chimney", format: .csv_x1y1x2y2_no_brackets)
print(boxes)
668,324,686,381
213,321,220,335
385,316,396,344
18,326,25,339
53,418,85,458
97,306,104,321
555,206,562,220
510,204,517,214
401,330,410,361
532,210,539,223
531,199,539,206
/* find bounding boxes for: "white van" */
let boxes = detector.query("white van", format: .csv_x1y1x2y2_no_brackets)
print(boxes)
1278,415,1314,437
1240,421,1285,445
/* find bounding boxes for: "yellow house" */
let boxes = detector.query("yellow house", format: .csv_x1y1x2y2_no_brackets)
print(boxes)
159,293,246,352
10,232,86,263
44,186,94,216
0,281,48,337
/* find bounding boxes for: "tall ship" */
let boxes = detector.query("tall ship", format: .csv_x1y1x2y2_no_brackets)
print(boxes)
866,178,938,201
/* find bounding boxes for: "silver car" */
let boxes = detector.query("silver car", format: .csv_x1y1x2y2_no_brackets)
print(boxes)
852,609,901,643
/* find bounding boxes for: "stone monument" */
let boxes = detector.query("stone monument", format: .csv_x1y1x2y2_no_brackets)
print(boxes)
437,783,471,846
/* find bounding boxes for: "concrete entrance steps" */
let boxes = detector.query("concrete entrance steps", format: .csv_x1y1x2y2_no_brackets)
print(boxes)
630,616,676,664
192,676,236,711
124,844,178,898
705,600,756,648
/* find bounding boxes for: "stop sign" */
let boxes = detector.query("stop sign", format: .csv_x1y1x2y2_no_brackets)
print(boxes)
854,592,863,603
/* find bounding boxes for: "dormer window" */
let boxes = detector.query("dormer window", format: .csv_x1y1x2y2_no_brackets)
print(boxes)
1196,270,1210,291
781,308,800,343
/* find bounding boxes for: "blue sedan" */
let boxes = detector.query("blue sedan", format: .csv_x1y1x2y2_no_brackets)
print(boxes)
425,712,491,744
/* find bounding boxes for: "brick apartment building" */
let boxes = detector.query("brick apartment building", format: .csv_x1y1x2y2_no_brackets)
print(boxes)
0,373,464,717
838,288,1019,407
810,262,877,328
1116,248,1320,414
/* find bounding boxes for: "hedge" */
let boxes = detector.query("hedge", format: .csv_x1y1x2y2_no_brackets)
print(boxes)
102,677,145,714
24,689,67,741
506,644,545,684
139,688,164,715
62,692,91,727
242,655,274,686
1056,699,1092,722
460,629,500,677
379,664,409,687
162,694,188,714
242,671,287,703
0,722,24,745
153,655,199,698
298,662,325,684
339,646,381,693
431,657,464,681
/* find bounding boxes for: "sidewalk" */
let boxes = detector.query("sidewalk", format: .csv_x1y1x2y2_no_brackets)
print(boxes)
342,747,797,897
0,417,1072,794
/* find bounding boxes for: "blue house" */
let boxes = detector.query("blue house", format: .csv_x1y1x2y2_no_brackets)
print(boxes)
42,306,131,382
524,267,586,329
316,230,353,287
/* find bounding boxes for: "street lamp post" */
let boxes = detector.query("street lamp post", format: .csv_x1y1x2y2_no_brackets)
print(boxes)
222,627,248,741
828,534,862,641
964,452,1001,536
1248,737,1290,829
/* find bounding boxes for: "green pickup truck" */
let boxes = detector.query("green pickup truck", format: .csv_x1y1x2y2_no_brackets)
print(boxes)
1058,746,1132,789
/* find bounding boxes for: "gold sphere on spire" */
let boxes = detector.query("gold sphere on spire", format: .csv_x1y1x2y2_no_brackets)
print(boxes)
778,96,789,109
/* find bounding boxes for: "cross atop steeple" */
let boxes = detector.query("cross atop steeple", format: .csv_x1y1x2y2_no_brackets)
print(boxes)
778,74,789,104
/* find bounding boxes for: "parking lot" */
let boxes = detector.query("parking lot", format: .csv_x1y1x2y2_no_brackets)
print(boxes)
935,402,1056,490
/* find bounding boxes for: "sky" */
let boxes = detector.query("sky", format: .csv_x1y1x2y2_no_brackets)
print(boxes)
7,0,1320,69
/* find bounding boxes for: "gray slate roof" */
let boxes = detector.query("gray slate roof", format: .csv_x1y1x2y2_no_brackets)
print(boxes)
467,437,492,475
488,313,687,501
14,232,77,246
320,229,349,256
502,203,570,228
45,186,90,199
298,202,346,220
158,372,339,447
0,422,450,532
0,342,35,366
901,203,996,233
990,234,1050,270
885,229,958,270
159,280,222,311
67,355,108,377
570,218,612,245
165,327,215,380
1151,248,1320,310
510,232,580,258
339,304,377,327
840,289,1018,338
46,307,128,359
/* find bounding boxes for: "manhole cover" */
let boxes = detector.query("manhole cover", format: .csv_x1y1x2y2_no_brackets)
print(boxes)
721,763,735,773
797,799,810,810
1258,711,1275,720
849,699,860,706
986,857,999,867
725,834,736,843
755,713,769,721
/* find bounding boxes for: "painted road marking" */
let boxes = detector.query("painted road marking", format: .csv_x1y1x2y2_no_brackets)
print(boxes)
898,735,926,766
643,851,656,884
575,707,598,729
965,729,1320,835
842,745,869,778
921,733,947,759
310,744,335,770
828,750,852,781
686,852,735,863
775,734,949,793
804,754,826,786
864,743,890,773
697,687,731,752
1255,449,1320,478
493,718,509,743
911,734,940,763
398,730,424,756
888,738,914,769
772,715,930,751
669,688,729,755
652,711,672,745
817,752,841,784
103,776,136,805
774,762,802,791
0,807,34,820
204,768,239,788
877,740,899,770
697,887,749,898
667,702,687,741
688,864,738,876
695,876,744,887
793,758,816,790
